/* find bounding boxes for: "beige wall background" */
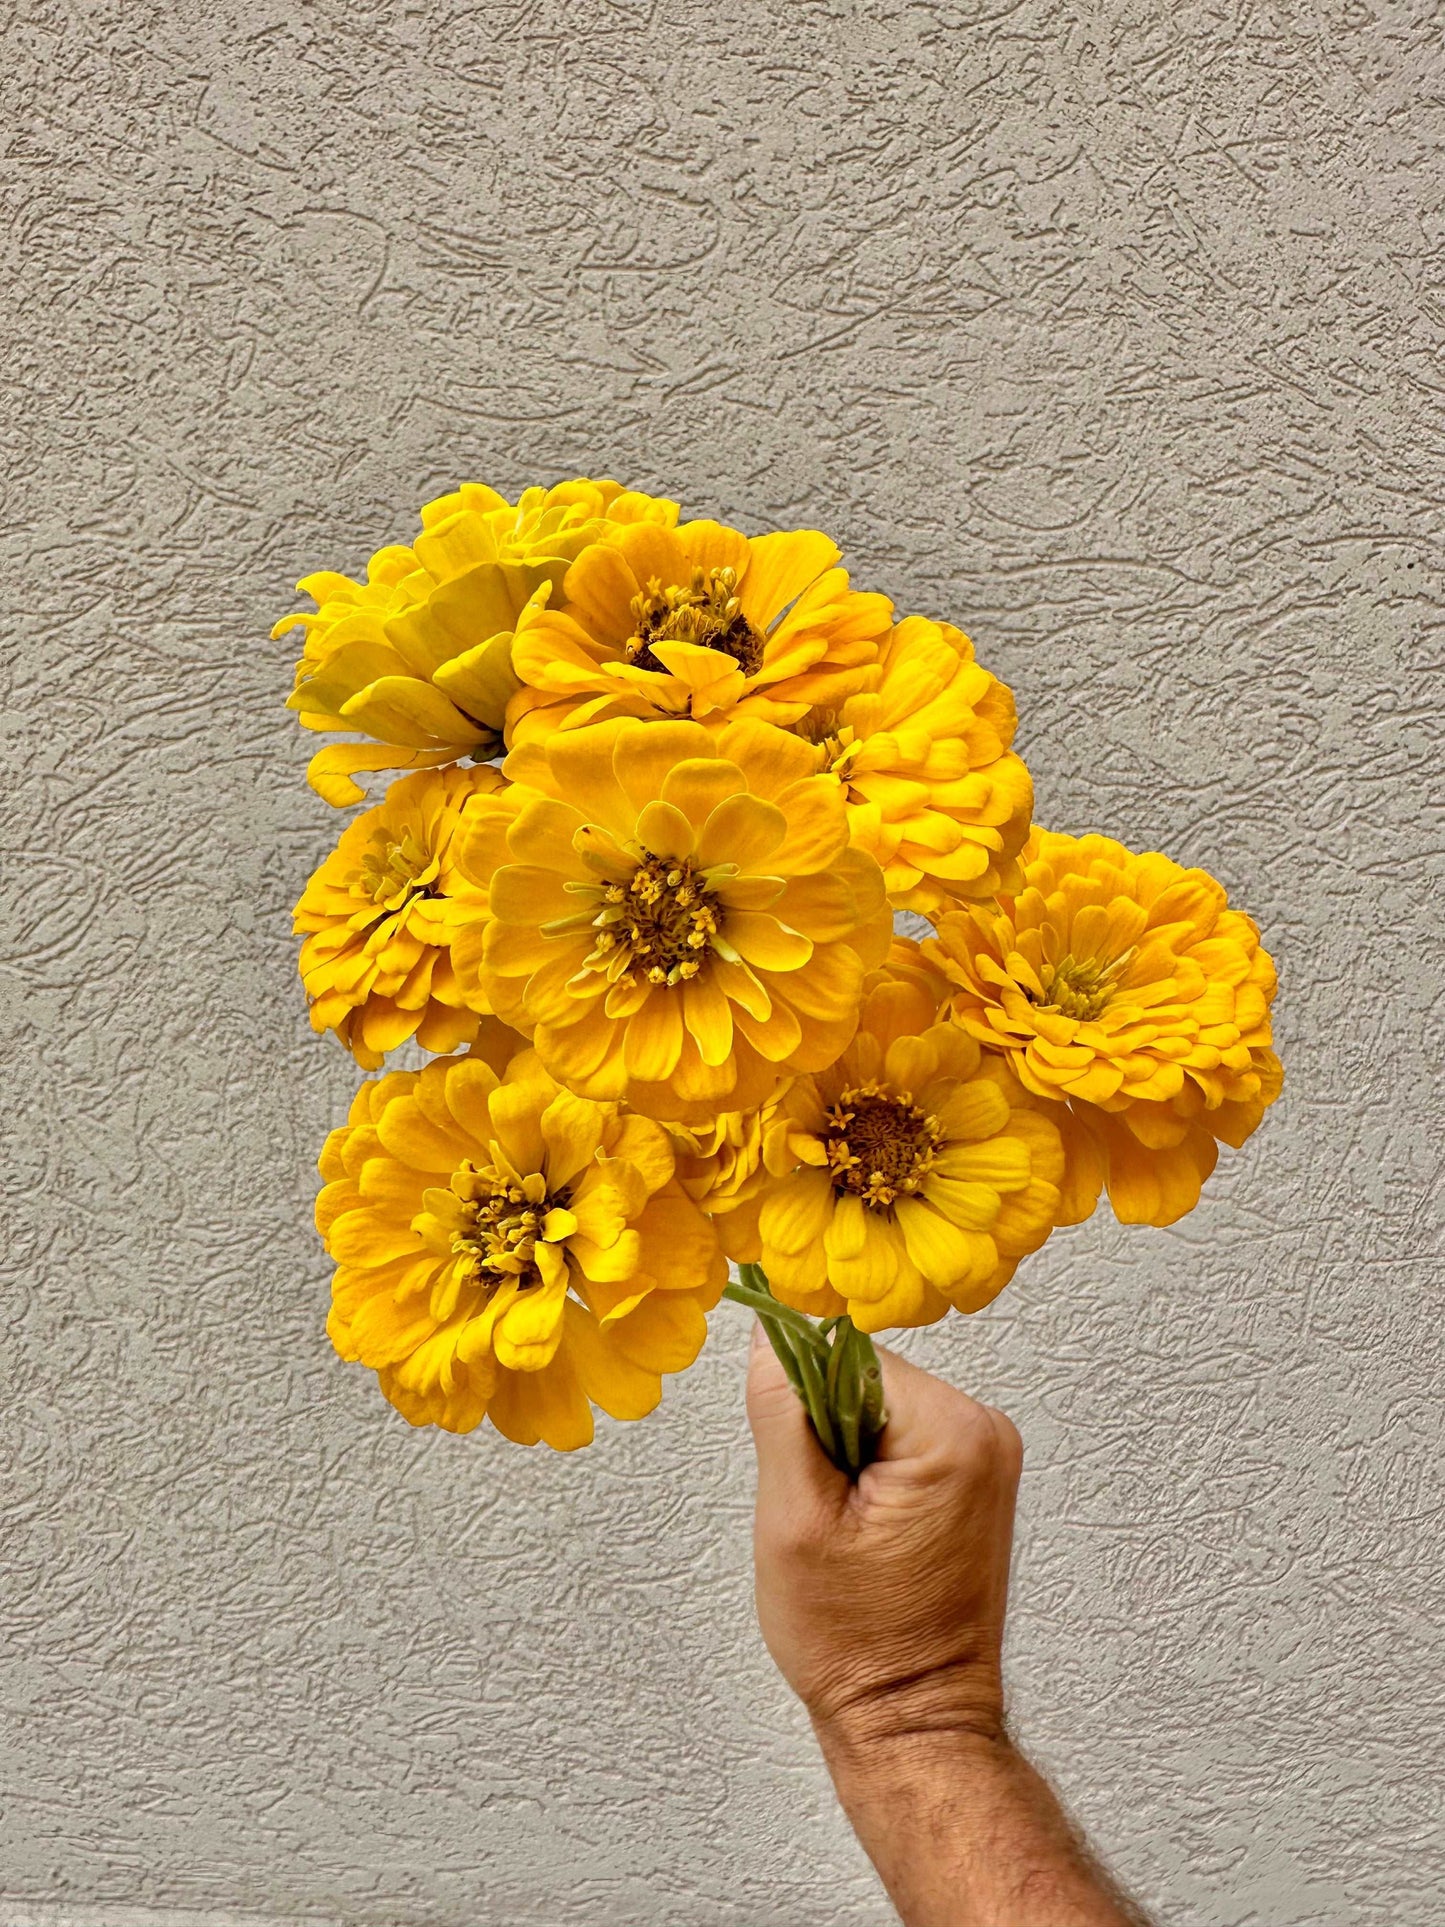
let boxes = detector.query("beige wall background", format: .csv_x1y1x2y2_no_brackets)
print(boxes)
4,2,1442,1923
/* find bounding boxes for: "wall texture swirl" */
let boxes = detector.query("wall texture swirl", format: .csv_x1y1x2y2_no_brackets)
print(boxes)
3,1,1441,1921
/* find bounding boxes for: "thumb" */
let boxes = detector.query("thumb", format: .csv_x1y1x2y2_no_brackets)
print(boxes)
745,1320,846,1516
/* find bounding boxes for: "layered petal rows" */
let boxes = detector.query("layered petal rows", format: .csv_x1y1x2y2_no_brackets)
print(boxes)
507,519,893,743
293,765,507,1068
453,718,892,1123
925,830,1283,1227
318,1047,725,1446
806,616,1034,913
277,479,678,804
755,959,1063,1330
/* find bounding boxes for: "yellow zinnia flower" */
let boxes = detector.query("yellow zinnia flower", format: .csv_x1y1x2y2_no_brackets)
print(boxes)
293,765,510,1068
318,1047,726,1447
451,717,892,1124
505,518,893,743
803,615,1034,913
755,963,1063,1331
276,479,679,804
925,829,1283,1228
668,1090,787,1265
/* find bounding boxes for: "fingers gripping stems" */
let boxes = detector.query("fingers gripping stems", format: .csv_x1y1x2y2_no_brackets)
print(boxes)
725,1262,888,1478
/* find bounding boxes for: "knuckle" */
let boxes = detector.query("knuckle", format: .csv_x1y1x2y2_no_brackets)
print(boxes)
989,1408,1025,1471
937,1399,1023,1479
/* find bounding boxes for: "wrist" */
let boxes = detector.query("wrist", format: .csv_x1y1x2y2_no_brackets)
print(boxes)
815,1710,1015,1813
809,1657,1007,1760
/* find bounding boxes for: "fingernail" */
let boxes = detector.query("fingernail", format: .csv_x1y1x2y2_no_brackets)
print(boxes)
750,1317,766,1352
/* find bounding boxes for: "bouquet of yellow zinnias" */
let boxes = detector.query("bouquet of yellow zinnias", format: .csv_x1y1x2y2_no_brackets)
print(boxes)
281,478,1282,1473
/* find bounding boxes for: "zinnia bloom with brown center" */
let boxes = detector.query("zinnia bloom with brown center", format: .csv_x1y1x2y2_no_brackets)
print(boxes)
293,765,509,1068
505,519,893,743
451,718,892,1124
755,963,1063,1330
277,478,678,804
319,1046,726,1447
925,829,1283,1227
802,615,1034,913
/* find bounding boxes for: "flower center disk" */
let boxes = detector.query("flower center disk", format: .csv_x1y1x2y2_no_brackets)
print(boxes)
823,1086,943,1209
1029,950,1134,1022
360,829,435,907
585,854,720,988
625,566,764,676
449,1164,564,1292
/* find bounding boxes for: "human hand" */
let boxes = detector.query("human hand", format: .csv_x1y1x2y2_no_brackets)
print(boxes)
745,1320,1022,1755
745,1324,1150,1927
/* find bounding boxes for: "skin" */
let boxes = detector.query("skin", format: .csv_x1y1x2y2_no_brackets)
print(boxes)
746,1324,1153,1927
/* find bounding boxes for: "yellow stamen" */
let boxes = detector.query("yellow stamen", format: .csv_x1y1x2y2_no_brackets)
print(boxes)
581,850,722,986
822,1086,943,1211
1030,948,1136,1022
625,566,764,676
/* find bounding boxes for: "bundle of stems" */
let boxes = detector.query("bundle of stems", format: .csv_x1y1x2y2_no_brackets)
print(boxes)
724,1262,887,1478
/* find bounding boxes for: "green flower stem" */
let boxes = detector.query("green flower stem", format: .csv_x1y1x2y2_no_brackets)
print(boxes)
723,1264,888,1480
724,1275,823,1349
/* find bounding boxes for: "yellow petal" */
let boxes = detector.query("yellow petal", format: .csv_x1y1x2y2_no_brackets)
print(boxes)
758,1168,833,1253
895,1197,992,1288
375,1096,467,1173
720,913,812,972
660,757,748,827
486,1074,549,1175
340,676,482,749
492,1269,570,1372
737,528,839,625
540,1087,606,1188
623,994,685,1081
696,793,787,870
636,799,697,861
682,970,734,1067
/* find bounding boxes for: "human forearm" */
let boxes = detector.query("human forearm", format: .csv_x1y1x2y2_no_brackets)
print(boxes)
816,1721,1151,1927
746,1337,1150,1926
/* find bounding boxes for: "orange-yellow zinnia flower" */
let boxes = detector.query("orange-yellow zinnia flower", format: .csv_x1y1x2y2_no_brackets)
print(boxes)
505,519,893,743
803,615,1034,913
925,829,1283,1228
755,962,1063,1330
293,766,507,1068
451,717,892,1124
276,479,678,804
318,1046,726,1447
668,1091,787,1265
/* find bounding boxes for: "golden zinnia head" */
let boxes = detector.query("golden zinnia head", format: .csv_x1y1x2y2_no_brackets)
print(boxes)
318,1047,726,1447
668,1089,788,1264
293,765,509,1068
450,717,893,1124
925,828,1283,1227
801,614,1034,914
277,479,679,805
505,519,893,743
754,963,1063,1331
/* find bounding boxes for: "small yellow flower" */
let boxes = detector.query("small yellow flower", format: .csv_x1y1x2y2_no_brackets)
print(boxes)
668,1091,787,1265
293,766,511,1068
755,962,1063,1331
276,479,679,804
318,1047,726,1447
925,829,1283,1227
803,615,1034,913
506,519,893,743
451,717,892,1124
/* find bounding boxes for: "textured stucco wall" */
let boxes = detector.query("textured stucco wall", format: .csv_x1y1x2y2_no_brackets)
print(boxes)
4,2,1443,1923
